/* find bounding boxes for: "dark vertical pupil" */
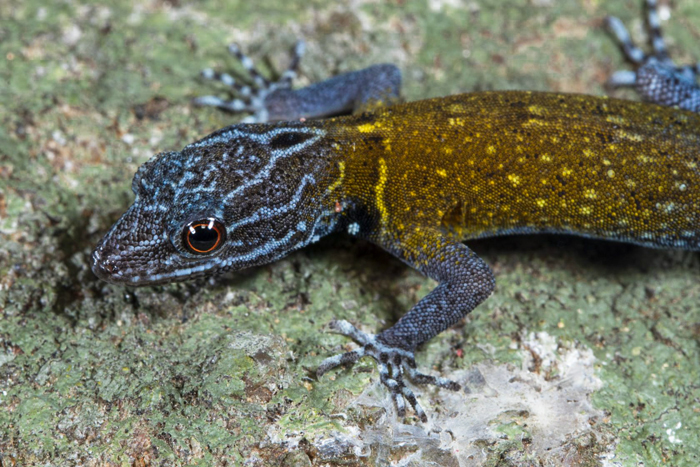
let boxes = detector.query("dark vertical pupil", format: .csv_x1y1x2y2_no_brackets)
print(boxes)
189,223,219,252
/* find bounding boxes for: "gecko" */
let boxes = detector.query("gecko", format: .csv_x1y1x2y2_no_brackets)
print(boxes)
92,0,700,422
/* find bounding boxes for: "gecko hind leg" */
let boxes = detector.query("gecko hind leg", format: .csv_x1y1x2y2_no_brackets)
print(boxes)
605,0,700,111
193,41,305,122
317,320,460,423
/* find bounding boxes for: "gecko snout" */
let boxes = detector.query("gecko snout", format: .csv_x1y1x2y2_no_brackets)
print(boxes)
90,247,113,282
90,246,129,285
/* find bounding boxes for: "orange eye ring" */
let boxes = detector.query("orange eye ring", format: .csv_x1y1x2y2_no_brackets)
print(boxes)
182,218,226,254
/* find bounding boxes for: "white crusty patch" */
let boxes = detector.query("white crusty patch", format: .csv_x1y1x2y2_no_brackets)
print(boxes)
273,331,607,466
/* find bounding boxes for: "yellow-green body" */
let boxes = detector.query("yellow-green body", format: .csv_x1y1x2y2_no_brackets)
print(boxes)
324,91,700,251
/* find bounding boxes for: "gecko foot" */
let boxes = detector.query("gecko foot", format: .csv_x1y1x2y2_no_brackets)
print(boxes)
605,0,700,111
193,40,305,122
317,320,460,423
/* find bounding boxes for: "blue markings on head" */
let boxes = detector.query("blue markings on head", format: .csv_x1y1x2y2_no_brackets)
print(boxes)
94,122,339,286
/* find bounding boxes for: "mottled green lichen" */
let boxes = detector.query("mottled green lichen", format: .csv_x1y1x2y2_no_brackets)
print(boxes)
1,0,700,465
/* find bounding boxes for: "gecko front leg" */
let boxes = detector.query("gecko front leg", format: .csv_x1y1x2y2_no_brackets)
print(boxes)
318,229,495,422
194,41,401,122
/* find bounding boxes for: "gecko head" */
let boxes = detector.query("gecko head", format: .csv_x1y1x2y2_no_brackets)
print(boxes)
91,124,336,286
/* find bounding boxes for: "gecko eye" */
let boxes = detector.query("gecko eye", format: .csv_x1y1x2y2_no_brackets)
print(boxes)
182,218,226,255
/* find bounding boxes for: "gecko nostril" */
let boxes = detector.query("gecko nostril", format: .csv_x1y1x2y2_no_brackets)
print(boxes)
91,249,102,267
91,248,120,281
